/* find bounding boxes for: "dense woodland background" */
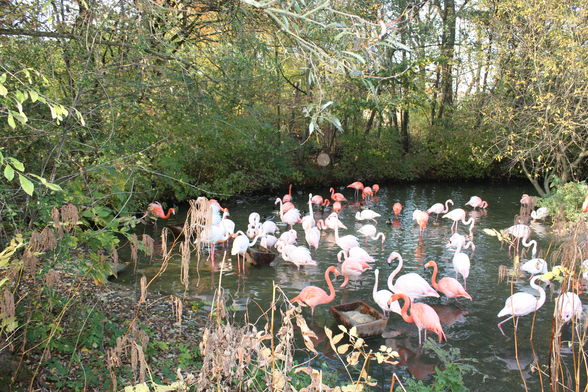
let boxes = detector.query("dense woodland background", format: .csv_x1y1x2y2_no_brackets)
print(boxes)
1,0,587,230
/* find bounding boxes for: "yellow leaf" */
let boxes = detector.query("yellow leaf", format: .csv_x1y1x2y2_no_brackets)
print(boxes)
332,333,344,345
337,344,350,355
349,326,358,338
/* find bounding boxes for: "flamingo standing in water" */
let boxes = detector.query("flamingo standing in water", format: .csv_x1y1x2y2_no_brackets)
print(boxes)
373,269,400,317
145,202,175,219
330,187,347,202
291,266,341,315
332,201,343,212
443,208,475,235
388,293,447,345
231,231,261,272
362,186,373,200
311,194,330,208
452,241,472,289
200,224,231,262
275,198,301,229
412,210,429,234
497,275,546,336
393,202,403,216
555,292,583,323
337,247,375,264
323,212,347,231
305,226,321,250
347,181,364,199
506,224,537,257
301,194,316,231
279,244,317,270
387,252,439,300
333,216,360,251
465,196,488,209
427,199,453,220
340,257,372,288
357,224,386,244
355,209,381,223
425,261,472,300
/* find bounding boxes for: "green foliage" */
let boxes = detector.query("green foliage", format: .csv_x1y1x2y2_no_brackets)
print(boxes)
538,179,587,223
399,339,478,392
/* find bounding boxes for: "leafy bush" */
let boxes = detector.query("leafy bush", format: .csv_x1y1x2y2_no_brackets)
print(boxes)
538,179,587,224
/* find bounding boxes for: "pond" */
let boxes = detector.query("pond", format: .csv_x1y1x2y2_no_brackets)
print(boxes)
117,182,582,391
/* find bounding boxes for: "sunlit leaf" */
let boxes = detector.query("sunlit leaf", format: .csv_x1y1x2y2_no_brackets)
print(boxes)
18,174,34,196
4,164,14,181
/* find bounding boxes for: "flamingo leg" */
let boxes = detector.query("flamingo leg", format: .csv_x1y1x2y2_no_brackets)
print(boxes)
497,315,515,336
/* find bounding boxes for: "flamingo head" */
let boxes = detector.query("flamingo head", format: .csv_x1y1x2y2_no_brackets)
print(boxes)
326,265,342,277
387,252,401,264
424,260,436,269
372,184,380,193
388,293,408,305
170,208,176,215
275,198,282,205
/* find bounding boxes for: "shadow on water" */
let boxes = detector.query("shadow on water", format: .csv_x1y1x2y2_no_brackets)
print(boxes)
117,182,579,391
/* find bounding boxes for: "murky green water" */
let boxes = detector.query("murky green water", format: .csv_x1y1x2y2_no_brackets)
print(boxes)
118,182,581,391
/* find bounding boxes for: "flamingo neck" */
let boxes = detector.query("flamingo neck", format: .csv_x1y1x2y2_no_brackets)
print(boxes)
373,232,385,243
429,263,439,290
530,277,546,311
443,200,452,213
249,235,261,247
325,269,337,301
398,294,414,323
322,199,330,206
522,237,537,257
162,209,173,219
387,255,403,289
373,270,379,297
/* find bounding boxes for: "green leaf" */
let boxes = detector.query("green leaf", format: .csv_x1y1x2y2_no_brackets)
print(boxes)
45,182,63,191
8,158,24,172
0,84,7,97
29,90,39,103
7,114,16,129
18,174,34,196
4,165,14,181
0,73,6,83
342,51,366,64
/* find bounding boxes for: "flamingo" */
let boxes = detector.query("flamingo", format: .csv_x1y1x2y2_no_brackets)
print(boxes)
260,220,279,236
388,293,447,345
220,209,235,237
425,261,472,300
506,224,536,257
373,269,400,317
340,257,372,288
387,252,439,300
427,199,454,218
362,186,373,200
520,194,536,206
355,209,381,223
275,198,301,229
332,201,343,212
372,184,380,194
452,241,471,289
333,216,360,251
446,233,475,253
412,210,429,233
279,245,317,270
301,194,316,231
347,181,364,199
311,194,330,207
555,292,583,323
276,229,297,247
330,187,347,202
291,266,341,315
393,202,403,216
337,247,375,264
520,258,547,275
357,224,386,244
282,201,295,213
231,231,261,272
200,224,231,262
465,196,488,209
260,234,278,249
282,184,293,203
583,192,588,213
208,200,223,226
324,212,347,231
305,226,321,250
497,275,546,336
530,207,548,222
145,202,175,219
443,208,475,235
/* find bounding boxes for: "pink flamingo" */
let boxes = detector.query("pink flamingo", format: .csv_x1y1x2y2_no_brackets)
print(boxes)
362,186,373,200
372,184,380,194
291,266,341,315
412,210,429,233
373,269,400,317
443,208,475,235
347,181,364,199
332,201,343,212
340,257,372,288
497,276,546,336
387,252,439,300
330,187,347,202
388,293,447,345
582,192,588,213
310,194,330,207
357,224,386,244
393,202,403,216
425,261,472,300
465,196,488,209
145,202,175,219
282,184,293,203
427,199,453,218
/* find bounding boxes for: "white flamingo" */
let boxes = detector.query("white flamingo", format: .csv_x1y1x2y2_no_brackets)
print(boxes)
305,226,321,250
465,196,488,209
373,269,401,317
337,247,375,264
231,231,261,272
555,292,583,323
497,276,546,335
324,212,347,231
356,224,386,244
386,252,439,300
520,258,547,275
278,244,317,270
301,194,316,231
275,198,301,229
443,208,475,235
452,241,471,289
333,216,360,251
427,199,454,218
355,209,381,223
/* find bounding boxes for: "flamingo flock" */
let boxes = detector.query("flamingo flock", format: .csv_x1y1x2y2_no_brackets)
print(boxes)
146,183,586,350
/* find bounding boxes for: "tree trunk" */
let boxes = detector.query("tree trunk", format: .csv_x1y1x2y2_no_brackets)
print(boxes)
436,0,456,122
